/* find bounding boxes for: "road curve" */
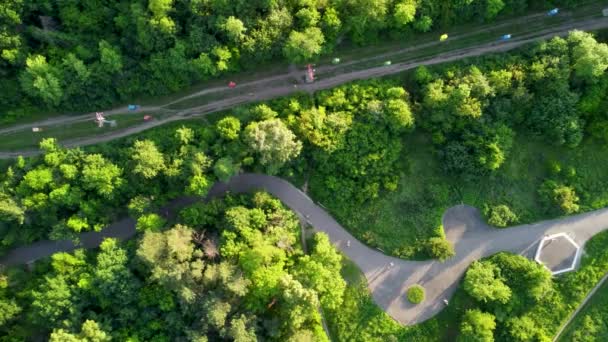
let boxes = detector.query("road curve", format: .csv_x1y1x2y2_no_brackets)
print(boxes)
2,174,608,326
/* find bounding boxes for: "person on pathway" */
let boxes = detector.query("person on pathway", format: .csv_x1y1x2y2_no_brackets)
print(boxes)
347,240,351,247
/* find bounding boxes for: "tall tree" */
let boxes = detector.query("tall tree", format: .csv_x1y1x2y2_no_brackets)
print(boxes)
463,261,511,304
244,119,302,174
283,27,325,64
19,55,63,107
130,140,165,179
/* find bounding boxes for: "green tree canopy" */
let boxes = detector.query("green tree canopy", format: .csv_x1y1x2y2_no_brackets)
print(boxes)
463,261,511,304
458,309,496,342
244,118,302,174
283,27,325,64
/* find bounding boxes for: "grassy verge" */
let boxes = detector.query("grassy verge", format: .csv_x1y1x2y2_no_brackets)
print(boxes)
558,279,608,341
3,2,603,131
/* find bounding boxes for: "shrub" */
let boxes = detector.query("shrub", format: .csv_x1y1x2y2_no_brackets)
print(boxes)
539,180,580,214
216,116,241,140
484,204,518,227
407,285,425,304
426,237,455,261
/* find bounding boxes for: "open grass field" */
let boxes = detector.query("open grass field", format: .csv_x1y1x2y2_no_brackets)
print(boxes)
330,130,608,259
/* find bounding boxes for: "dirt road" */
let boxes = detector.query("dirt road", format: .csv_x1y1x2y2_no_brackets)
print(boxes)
1,11,607,158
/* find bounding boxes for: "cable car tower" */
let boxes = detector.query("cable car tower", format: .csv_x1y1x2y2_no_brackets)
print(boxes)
95,112,116,128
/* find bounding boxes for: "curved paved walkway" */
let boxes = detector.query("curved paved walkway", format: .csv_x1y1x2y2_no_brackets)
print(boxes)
2,174,608,325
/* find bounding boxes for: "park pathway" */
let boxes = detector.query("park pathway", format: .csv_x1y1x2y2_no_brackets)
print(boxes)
2,174,608,325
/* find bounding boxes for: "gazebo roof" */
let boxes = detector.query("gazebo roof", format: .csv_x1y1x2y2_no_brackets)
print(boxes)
534,233,580,275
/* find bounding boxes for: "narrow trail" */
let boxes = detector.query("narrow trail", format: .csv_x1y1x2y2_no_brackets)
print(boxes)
2,174,608,328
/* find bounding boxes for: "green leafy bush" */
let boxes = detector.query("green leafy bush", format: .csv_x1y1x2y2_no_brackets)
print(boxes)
426,237,455,261
407,285,425,304
484,204,519,227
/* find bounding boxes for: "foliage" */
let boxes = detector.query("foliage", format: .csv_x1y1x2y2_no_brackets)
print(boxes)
407,285,425,304
2,193,345,340
213,157,239,182
463,261,511,304
131,140,165,179
426,237,455,261
458,309,496,342
539,180,580,215
244,118,302,175
135,213,166,232
216,116,241,141
484,204,518,227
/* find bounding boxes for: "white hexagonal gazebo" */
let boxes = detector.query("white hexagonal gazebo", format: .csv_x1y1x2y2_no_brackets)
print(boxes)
534,232,581,275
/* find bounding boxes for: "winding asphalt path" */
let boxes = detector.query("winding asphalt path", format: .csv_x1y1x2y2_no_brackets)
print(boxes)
2,174,608,325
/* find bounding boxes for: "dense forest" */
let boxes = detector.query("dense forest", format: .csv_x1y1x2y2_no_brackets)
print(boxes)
0,0,591,122
1,22,608,341
0,192,345,340
1,30,607,258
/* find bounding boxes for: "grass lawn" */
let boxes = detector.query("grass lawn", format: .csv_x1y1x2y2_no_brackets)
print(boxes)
329,130,608,259
326,230,608,341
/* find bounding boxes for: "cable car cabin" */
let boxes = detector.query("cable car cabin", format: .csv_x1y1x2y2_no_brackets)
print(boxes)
500,34,512,41
547,8,559,16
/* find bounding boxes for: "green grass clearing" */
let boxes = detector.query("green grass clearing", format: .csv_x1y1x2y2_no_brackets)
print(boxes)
332,130,608,259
